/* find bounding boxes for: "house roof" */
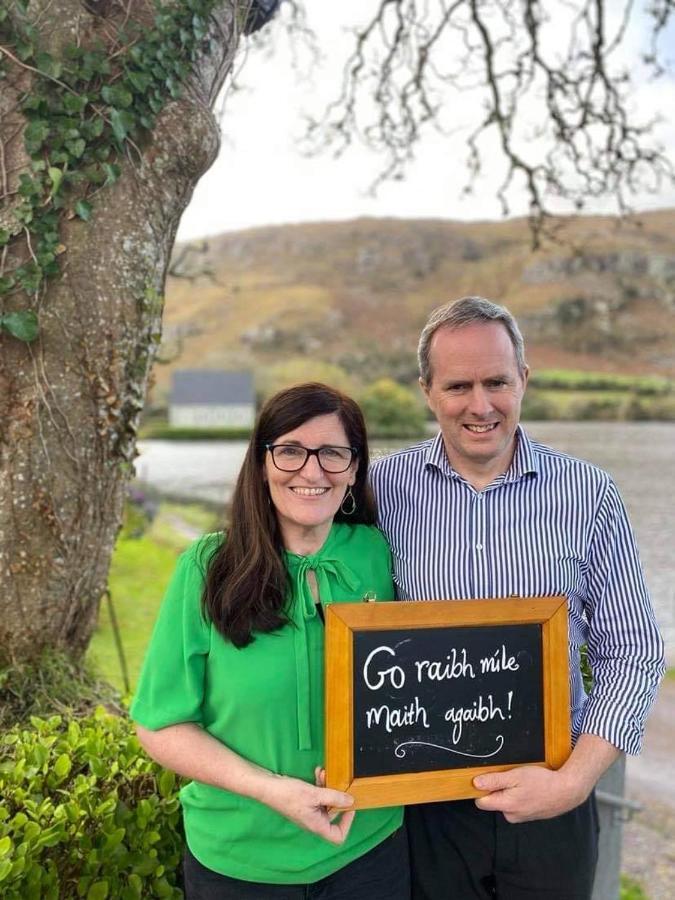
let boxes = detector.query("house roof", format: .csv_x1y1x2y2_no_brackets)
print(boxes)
170,370,254,405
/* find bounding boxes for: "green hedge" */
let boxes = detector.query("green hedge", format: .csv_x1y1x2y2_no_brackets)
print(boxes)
521,388,675,421
0,709,183,899
529,369,673,396
139,426,252,440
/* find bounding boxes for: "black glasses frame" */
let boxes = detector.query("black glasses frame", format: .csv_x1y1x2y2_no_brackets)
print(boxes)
265,443,357,473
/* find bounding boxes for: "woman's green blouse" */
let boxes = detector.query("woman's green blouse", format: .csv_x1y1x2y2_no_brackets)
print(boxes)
130,523,403,884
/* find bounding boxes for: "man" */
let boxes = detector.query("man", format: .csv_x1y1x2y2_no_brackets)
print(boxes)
370,296,665,900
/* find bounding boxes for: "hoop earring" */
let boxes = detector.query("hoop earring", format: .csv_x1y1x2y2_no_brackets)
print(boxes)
340,486,356,516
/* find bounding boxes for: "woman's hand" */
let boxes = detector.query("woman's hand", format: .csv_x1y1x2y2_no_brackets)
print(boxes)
260,772,355,844
136,724,355,844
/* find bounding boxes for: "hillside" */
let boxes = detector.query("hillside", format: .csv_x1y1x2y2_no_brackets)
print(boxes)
152,211,675,403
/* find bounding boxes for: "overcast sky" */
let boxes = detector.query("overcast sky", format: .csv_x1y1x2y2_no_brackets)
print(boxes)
177,1,675,242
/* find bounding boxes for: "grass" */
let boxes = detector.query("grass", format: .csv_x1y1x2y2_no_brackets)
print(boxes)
620,875,649,899
87,535,180,695
87,501,219,694
0,650,122,727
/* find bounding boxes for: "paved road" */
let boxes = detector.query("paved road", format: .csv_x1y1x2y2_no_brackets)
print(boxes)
622,677,675,899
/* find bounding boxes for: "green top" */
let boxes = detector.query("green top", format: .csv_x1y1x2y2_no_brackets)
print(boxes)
131,523,403,884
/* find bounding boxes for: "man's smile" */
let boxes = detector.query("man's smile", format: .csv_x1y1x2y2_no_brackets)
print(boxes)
464,423,499,433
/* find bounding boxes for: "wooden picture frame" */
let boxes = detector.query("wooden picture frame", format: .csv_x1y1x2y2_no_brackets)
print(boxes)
325,596,570,809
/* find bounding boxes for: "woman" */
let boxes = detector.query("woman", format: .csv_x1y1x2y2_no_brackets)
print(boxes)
131,383,408,899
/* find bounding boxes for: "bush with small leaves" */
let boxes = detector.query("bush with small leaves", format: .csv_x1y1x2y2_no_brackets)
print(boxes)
0,708,183,899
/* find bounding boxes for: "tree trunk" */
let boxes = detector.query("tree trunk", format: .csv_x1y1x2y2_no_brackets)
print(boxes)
0,0,240,663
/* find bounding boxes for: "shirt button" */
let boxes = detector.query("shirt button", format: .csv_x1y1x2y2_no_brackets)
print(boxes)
476,544,483,551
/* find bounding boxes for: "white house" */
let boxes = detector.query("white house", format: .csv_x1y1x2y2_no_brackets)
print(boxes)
169,370,255,429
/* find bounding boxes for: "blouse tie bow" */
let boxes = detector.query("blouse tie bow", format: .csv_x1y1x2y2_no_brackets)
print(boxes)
285,552,360,751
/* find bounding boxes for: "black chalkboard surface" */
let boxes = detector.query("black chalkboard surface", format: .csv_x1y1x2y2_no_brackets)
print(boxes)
325,597,571,809
353,623,544,777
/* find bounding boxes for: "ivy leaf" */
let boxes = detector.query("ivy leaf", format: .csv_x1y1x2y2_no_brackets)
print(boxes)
192,14,207,39
165,76,181,99
109,108,134,145
22,94,44,112
18,173,42,199
50,150,70,166
0,275,17,294
48,167,64,196
63,93,88,115
127,70,152,93
85,117,105,139
16,40,35,62
0,229,9,246
102,84,133,109
74,199,92,221
35,51,63,80
1,311,39,342
24,119,50,154
102,163,121,186
17,263,42,294
66,138,86,159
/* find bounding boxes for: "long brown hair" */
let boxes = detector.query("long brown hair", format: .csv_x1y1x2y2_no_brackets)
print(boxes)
202,382,376,647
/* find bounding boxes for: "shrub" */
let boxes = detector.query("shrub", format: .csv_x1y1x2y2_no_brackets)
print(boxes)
0,709,183,899
359,378,427,438
256,358,357,402
569,395,624,421
520,390,556,421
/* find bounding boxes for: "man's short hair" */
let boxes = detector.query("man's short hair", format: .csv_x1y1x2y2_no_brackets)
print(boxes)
418,295,527,385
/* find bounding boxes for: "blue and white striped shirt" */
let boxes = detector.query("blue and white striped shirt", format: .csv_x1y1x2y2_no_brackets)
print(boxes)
370,427,665,754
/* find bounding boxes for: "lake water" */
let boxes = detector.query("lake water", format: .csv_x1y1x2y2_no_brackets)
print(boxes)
136,422,675,662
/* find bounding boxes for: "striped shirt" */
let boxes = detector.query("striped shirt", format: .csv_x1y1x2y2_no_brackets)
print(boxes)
370,426,665,754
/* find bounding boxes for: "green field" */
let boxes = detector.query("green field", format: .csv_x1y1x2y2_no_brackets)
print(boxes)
86,502,219,694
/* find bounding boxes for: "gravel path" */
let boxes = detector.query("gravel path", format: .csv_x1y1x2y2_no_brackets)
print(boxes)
622,678,675,899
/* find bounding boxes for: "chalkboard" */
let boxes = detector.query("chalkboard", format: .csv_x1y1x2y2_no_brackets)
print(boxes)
353,623,544,777
325,597,570,809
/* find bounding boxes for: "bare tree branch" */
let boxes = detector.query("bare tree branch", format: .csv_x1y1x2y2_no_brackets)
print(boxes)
301,0,675,245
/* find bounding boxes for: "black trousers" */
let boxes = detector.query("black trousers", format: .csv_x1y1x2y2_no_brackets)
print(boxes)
407,796,598,900
183,825,411,899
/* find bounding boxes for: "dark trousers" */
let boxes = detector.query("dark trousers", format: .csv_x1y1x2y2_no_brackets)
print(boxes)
407,796,598,900
183,825,411,899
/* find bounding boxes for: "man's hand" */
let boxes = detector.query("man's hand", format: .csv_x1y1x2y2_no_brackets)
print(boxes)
473,734,621,823
473,764,587,823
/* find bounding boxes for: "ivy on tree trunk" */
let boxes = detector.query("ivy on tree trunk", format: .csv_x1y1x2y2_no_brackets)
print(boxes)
0,0,245,664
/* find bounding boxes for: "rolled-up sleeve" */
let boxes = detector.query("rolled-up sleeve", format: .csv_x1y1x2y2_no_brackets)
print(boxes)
130,542,212,730
580,479,665,754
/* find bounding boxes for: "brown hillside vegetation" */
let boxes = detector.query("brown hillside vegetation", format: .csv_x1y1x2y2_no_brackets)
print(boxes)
154,211,675,401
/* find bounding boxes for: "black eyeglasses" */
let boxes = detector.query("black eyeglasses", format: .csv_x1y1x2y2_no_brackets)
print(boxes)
265,443,357,473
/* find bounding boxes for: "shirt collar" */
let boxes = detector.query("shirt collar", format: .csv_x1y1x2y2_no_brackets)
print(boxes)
423,425,539,485
506,426,538,482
